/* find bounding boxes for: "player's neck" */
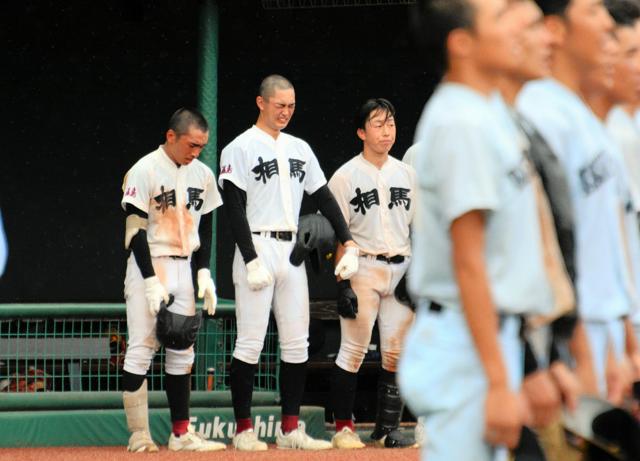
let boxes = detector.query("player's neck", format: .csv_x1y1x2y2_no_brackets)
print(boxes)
161,144,181,168
362,148,389,169
584,89,612,121
622,103,637,117
551,51,587,100
444,61,500,96
255,119,281,140
496,76,525,106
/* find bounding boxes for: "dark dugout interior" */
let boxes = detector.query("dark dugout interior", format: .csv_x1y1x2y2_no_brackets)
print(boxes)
0,0,437,302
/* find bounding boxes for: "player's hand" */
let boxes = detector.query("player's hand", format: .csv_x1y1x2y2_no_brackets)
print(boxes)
337,280,358,319
197,268,217,316
144,276,170,317
246,258,273,291
335,245,359,280
549,361,581,413
522,369,562,428
484,385,524,449
607,357,633,405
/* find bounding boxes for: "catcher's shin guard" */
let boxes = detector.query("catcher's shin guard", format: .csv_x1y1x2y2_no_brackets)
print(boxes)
123,379,159,452
370,372,416,448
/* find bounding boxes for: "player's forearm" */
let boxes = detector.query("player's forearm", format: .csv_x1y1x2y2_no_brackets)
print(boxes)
624,317,639,355
451,212,508,388
194,211,213,270
311,185,353,245
221,180,258,264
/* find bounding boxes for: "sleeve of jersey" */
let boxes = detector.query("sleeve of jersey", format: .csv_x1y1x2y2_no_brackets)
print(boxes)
407,165,418,225
327,172,352,224
121,164,151,213
218,143,248,191
201,169,223,215
431,123,500,227
303,146,328,194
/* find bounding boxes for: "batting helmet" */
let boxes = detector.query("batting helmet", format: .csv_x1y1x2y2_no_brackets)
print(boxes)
290,213,337,272
156,296,202,350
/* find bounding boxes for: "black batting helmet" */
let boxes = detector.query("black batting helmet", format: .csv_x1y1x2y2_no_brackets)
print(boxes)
156,296,202,350
290,213,337,272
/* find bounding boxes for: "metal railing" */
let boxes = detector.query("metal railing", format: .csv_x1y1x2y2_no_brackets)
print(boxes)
0,302,279,393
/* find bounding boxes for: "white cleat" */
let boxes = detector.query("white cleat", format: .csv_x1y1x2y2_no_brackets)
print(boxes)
332,427,366,449
232,429,268,451
276,426,332,450
127,430,159,453
168,425,226,451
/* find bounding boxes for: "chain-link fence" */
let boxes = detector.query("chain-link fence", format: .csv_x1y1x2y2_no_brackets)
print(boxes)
0,304,279,393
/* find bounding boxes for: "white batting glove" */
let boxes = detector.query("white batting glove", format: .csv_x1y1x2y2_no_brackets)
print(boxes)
246,258,273,291
144,276,170,317
197,268,217,316
335,246,359,280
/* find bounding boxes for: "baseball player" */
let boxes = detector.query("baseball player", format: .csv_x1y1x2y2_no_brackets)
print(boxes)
120,108,226,452
398,1,554,461
218,74,358,451
603,0,640,370
327,98,417,449
518,0,635,401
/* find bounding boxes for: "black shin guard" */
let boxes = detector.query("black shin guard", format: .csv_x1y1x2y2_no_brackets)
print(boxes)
371,369,415,447
165,373,191,422
123,370,146,392
279,361,307,416
330,365,358,421
230,358,257,420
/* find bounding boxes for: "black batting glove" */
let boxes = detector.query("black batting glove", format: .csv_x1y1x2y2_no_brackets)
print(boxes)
337,280,358,319
394,275,416,312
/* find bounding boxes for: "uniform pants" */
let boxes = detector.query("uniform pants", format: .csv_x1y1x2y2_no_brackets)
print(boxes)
583,318,626,397
232,234,309,364
336,256,414,373
123,255,195,376
398,300,523,461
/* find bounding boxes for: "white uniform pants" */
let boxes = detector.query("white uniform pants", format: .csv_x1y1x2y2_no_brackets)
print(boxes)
232,234,309,364
123,254,196,376
336,256,414,373
398,300,523,461
583,318,626,397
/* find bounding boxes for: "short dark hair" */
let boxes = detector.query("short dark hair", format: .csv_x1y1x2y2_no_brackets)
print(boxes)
168,108,208,136
355,98,396,130
533,0,570,16
605,0,640,26
410,0,477,78
259,74,294,99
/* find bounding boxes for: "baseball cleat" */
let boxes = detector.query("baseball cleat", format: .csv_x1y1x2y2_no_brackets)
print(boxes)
332,427,366,449
127,430,159,453
371,428,418,448
232,429,268,451
276,426,332,450
168,425,226,451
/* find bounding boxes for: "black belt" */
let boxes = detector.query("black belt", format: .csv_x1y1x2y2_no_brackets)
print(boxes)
253,231,293,241
167,255,188,260
375,254,405,264
428,301,524,333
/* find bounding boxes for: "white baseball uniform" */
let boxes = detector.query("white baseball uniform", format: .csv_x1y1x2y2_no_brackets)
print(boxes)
518,79,633,394
607,106,640,337
121,146,222,375
328,154,416,373
219,125,326,365
398,84,552,461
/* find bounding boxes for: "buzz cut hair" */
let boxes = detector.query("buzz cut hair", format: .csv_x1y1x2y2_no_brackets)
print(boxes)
168,107,208,136
410,0,477,78
605,0,640,26
533,0,570,16
355,98,396,130
258,74,294,100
